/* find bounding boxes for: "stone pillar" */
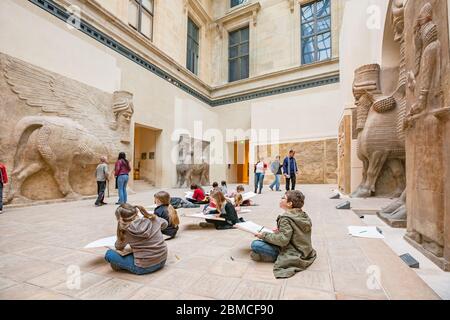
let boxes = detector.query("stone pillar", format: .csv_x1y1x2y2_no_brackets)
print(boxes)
403,0,450,271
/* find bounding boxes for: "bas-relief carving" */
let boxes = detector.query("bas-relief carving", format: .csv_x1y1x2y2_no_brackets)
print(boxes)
176,134,210,188
0,53,134,204
256,139,338,185
338,115,351,194
402,1,450,270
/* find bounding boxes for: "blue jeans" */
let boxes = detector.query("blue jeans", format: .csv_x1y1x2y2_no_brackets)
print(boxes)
117,174,129,204
104,249,166,275
269,174,281,191
254,173,265,193
251,240,280,262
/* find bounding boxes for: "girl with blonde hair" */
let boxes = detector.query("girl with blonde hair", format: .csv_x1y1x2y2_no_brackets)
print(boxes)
203,190,240,230
154,191,180,239
104,204,168,274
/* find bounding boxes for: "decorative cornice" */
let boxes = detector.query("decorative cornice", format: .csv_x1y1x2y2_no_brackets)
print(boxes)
210,74,339,106
185,0,212,24
289,0,295,13
28,0,339,107
215,2,261,38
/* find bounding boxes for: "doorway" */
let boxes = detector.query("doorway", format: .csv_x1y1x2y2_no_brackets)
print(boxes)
227,140,249,184
133,124,161,188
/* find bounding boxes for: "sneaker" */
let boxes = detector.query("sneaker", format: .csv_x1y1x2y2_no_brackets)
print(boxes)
0,210,3,214
101,202,108,205
199,222,211,228
250,251,274,262
110,264,122,272
250,251,262,262
269,186,273,191
95,203,101,207
115,202,121,205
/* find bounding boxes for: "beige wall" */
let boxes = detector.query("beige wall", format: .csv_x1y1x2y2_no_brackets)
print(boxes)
0,0,121,93
0,0,221,189
92,0,344,88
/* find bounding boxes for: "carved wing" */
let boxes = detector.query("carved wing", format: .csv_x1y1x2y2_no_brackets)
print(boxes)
4,56,68,115
3,55,116,142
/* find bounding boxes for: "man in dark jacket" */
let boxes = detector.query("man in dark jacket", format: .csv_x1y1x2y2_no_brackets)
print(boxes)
0,162,8,214
283,150,298,191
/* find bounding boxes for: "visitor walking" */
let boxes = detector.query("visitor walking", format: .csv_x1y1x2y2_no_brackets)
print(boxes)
254,158,267,194
95,156,109,207
115,152,131,205
283,150,298,191
269,156,282,191
0,162,8,214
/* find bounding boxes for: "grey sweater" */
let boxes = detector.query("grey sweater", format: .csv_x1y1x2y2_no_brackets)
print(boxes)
115,217,168,268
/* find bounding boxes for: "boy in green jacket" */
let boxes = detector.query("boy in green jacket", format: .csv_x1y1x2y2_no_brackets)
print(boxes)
251,190,317,279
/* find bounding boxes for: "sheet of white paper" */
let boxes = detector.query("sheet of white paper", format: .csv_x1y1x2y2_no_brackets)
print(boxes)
185,191,194,199
186,213,226,221
228,192,257,204
348,226,384,239
242,192,257,201
235,221,274,235
84,236,117,248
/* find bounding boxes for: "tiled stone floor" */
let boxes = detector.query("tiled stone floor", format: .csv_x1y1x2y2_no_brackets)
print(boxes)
0,184,441,300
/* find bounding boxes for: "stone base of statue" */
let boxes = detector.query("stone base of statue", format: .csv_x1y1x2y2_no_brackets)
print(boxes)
377,212,407,228
404,234,450,272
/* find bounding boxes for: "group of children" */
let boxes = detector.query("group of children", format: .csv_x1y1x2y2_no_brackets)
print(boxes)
104,182,316,280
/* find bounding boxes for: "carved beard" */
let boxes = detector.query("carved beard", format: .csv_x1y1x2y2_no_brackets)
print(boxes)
118,119,131,144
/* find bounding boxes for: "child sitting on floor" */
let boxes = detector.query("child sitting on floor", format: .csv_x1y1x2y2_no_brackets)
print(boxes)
227,185,254,206
154,191,180,239
209,182,220,196
202,190,240,230
233,193,243,213
220,181,228,195
250,190,316,279
187,184,209,204
105,204,167,275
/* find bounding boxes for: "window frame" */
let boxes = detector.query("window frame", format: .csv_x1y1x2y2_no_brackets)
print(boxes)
186,17,200,75
129,0,154,41
228,26,250,83
230,0,247,9
300,0,332,65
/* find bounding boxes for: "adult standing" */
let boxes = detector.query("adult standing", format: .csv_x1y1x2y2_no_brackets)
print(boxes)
283,150,298,191
254,158,267,194
115,152,131,205
95,156,109,207
269,156,282,192
0,162,8,214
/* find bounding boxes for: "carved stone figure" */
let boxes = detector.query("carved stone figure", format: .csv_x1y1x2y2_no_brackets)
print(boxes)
176,161,190,188
188,161,209,186
378,0,408,224
351,62,406,199
0,53,134,204
175,135,210,188
403,1,450,270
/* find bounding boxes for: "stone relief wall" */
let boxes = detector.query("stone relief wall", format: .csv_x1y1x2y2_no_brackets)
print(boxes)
402,0,450,271
338,115,351,194
256,139,338,185
176,134,210,187
0,53,134,204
